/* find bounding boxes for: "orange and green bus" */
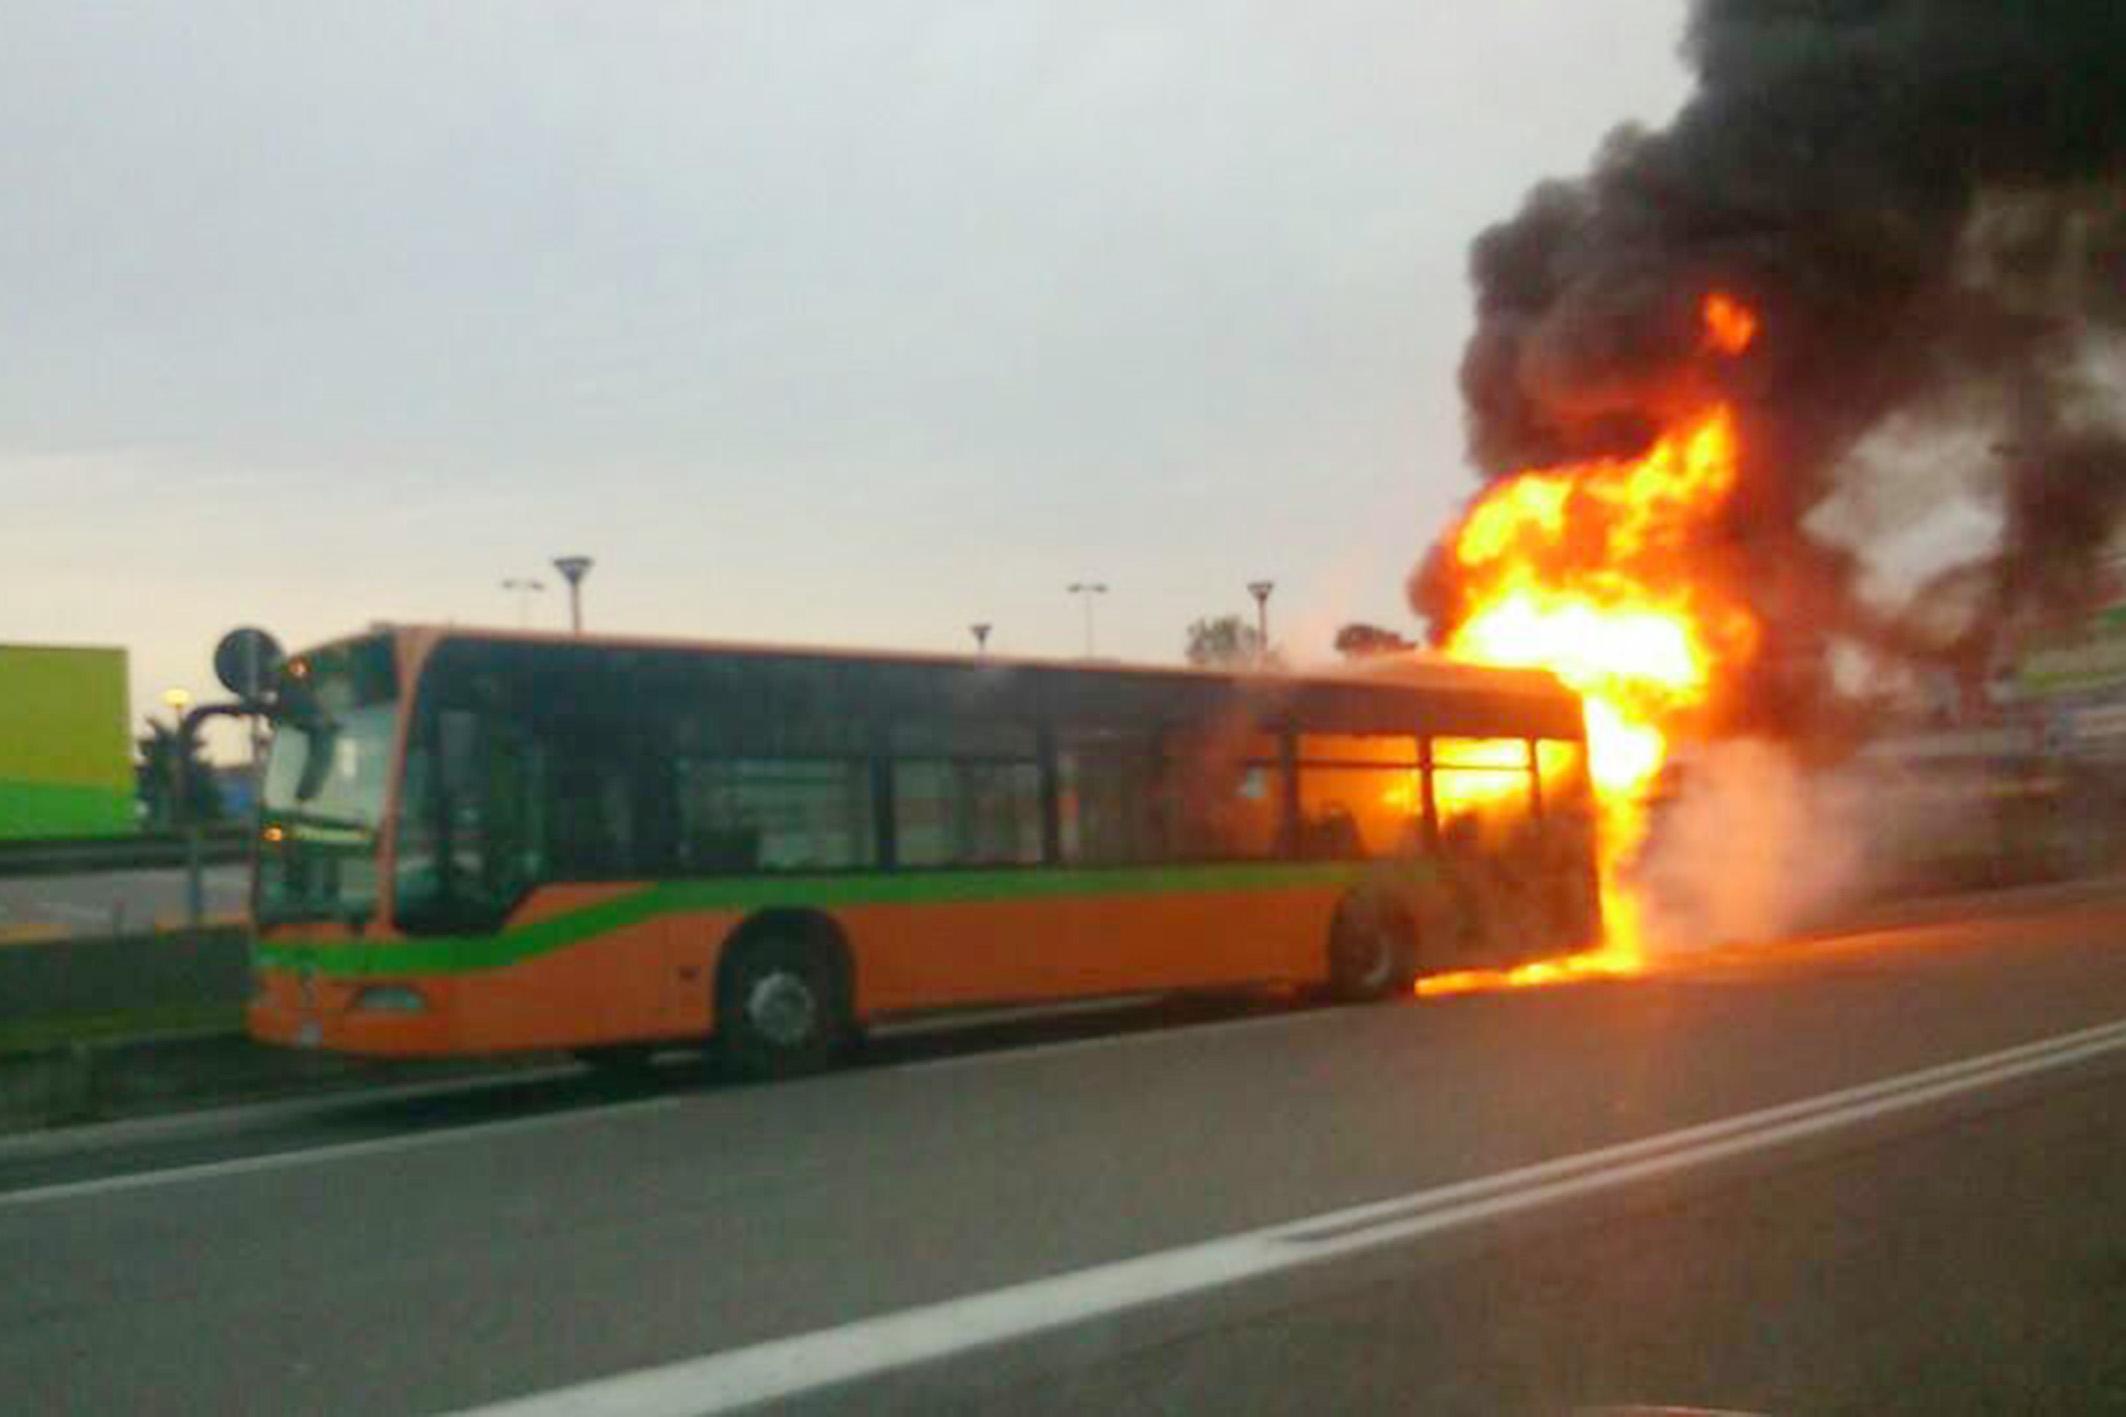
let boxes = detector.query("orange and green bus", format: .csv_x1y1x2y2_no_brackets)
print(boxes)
248,626,1597,1075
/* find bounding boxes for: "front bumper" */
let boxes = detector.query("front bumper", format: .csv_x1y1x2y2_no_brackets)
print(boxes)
248,965,461,1056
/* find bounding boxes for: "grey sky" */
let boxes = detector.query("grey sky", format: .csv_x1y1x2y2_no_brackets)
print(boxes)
2,1,1689,748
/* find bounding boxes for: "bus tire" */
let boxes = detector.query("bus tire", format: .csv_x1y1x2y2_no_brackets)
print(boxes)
716,922,850,1080
1328,901,1416,1003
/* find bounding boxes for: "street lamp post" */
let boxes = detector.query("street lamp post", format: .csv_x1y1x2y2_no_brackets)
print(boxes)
970,623,992,657
159,689,192,833
1067,582,1108,658
501,577,546,628
1247,580,1275,665
552,556,594,634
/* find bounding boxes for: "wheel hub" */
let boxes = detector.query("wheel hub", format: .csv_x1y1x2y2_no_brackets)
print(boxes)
1355,932,1392,988
1338,923,1395,991
746,970,819,1047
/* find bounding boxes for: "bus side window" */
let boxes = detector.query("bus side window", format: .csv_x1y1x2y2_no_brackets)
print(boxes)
1294,734,1421,859
1161,733,1285,862
675,758,876,872
887,717,1043,869
545,738,636,879
1055,727,1159,866
1430,737,1537,849
893,759,1043,867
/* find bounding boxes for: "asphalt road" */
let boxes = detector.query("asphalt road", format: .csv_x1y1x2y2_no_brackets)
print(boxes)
8,896,2126,1414
0,864,247,936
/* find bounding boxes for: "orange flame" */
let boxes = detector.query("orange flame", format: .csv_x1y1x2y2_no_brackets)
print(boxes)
1427,295,1762,991
1702,292,1758,356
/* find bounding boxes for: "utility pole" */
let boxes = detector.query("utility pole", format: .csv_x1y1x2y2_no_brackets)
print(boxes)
1247,580,1275,665
1067,582,1108,658
501,577,546,627
552,556,593,634
159,689,205,926
970,623,992,657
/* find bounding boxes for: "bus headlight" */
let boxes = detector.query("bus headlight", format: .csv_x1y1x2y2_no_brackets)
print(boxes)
352,985,428,1014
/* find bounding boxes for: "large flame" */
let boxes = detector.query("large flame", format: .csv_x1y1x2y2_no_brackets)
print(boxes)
1420,295,1761,994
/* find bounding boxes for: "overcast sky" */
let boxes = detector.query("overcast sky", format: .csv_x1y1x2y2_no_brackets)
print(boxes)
2,1,1690,748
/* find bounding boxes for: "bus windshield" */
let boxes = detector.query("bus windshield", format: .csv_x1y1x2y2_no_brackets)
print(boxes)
258,638,399,925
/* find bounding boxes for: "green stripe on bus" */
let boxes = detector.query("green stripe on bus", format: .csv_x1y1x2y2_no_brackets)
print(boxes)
252,859,1408,979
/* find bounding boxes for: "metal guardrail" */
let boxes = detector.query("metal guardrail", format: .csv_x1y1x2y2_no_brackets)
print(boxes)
0,834,249,878
0,915,249,949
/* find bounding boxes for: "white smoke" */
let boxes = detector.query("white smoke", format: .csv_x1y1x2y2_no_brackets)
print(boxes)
1631,740,1888,952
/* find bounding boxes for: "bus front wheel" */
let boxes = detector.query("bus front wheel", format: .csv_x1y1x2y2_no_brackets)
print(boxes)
716,927,849,1080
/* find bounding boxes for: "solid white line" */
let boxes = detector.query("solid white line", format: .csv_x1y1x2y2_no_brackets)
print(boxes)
0,1095,681,1208
457,1015,2126,1417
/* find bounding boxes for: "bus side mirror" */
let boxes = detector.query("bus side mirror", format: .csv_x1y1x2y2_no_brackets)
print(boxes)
214,626,285,705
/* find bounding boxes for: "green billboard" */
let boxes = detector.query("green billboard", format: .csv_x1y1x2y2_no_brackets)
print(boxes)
0,644,134,840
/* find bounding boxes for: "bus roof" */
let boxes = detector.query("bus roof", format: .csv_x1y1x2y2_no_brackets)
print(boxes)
323,622,1578,706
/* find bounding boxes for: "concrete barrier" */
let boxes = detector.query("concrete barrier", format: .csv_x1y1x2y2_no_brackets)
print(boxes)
0,925,249,1027
0,925,560,1134
0,1030,561,1133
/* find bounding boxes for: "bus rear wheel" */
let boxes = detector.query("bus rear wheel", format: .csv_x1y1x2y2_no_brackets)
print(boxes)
717,929,849,1080
1328,903,1415,1003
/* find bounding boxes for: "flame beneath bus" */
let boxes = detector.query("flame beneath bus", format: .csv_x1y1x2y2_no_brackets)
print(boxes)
1421,295,1761,995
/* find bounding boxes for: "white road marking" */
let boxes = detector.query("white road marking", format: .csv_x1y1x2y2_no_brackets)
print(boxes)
0,1095,681,1207
458,1015,2126,1417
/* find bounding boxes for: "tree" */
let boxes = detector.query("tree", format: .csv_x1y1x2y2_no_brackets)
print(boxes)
1333,622,1415,659
1185,615,1268,668
136,722,225,830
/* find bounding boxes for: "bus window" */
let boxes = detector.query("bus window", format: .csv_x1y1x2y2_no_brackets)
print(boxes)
676,758,875,872
1432,737,1529,769
260,638,399,926
1297,770,1423,858
894,760,1044,867
668,658,872,758
1056,727,1159,866
547,728,639,878
889,720,1037,759
1295,734,1422,858
1297,734,1420,765
1431,737,1535,844
1163,732,1285,861
393,697,551,931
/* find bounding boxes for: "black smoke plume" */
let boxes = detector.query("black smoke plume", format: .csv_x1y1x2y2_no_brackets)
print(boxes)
1416,0,2126,725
